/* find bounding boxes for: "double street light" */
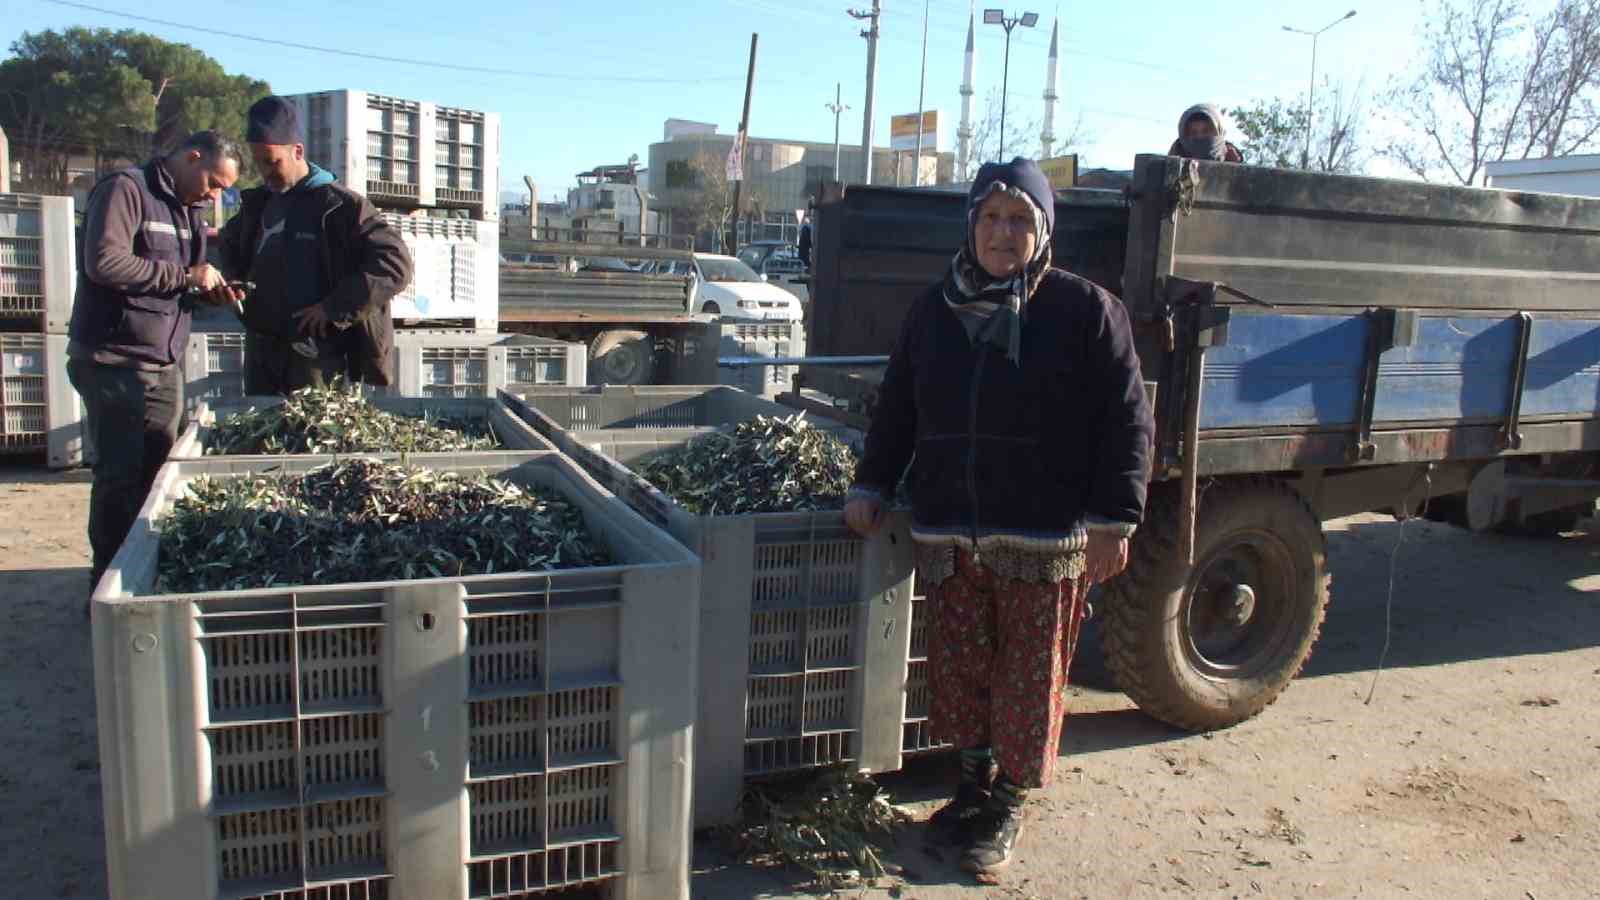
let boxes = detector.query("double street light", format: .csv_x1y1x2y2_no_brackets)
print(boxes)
983,9,1038,162
1282,10,1357,168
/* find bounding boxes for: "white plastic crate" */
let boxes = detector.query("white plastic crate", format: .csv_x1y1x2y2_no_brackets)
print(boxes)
901,595,950,755
183,330,248,414
287,90,500,220
719,322,801,398
396,332,584,398
93,451,698,900
171,393,557,458
0,192,76,332
388,216,499,331
501,387,915,828
1,332,86,467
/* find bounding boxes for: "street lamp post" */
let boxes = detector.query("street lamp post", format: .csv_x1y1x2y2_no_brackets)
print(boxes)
983,9,1038,161
1282,10,1356,169
826,83,851,182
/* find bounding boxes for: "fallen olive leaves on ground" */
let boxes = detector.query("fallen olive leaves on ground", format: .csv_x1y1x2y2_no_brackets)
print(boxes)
155,459,609,593
636,414,859,514
728,770,909,890
205,382,499,455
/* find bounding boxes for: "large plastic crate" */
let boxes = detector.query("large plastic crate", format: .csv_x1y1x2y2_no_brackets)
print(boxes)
92,451,698,900
0,192,76,332
183,330,248,414
1,332,86,467
171,393,556,458
388,216,499,332
396,332,585,398
502,386,915,828
286,90,500,221
718,322,801,398
901,594,950,755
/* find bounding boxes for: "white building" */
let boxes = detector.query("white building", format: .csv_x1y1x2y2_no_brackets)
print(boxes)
1484,154,1600,197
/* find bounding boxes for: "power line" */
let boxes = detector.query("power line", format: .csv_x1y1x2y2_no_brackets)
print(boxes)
36,0,751,85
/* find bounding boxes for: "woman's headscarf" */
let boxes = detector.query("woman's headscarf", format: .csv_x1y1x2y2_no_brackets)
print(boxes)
1176,103,1228,161
943,157,1057,366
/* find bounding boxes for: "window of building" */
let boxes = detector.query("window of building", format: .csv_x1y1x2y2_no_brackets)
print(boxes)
598,190,615,210
665,160,697,188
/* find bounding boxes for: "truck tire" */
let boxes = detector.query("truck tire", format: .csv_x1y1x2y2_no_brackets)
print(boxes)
1102,477,1329,731
588,330,655,386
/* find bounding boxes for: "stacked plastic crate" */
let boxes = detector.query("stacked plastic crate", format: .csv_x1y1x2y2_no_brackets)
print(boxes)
501,386,919,829
93,451,699,899
0,193,84,468
287,90,500,333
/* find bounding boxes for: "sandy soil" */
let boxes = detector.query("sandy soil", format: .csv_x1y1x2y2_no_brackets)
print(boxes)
2,460,1595,899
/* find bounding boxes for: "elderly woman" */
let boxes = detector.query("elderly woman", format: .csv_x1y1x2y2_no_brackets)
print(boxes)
1168,103,1245,162
844,158,1153,875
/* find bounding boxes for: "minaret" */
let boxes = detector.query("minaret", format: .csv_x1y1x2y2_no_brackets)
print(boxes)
1040,18,1060,159
957,11,977,180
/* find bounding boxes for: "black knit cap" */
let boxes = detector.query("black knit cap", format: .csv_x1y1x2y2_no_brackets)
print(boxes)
246,96,303,145
967,157,1057,237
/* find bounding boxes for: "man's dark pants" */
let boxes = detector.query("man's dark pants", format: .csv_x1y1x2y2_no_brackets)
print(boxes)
66,359,183,589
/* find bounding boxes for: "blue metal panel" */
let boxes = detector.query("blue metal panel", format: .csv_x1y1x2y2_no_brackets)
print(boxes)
1200,313,1366,429
1371,316,1517,423
1522,318,1600,419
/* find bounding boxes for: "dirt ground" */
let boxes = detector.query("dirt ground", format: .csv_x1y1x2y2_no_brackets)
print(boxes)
2,459,1597,900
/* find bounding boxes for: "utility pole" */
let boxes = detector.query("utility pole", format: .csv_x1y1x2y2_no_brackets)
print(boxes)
826,83,850,181
912,0,929,186
728,33,758,253
850,0,882,185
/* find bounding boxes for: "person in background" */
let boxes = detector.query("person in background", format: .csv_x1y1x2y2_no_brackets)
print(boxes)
1168,103,1245,162
66,131,241,594
216,95,412,394
797,202,814,270
844,158,1154,875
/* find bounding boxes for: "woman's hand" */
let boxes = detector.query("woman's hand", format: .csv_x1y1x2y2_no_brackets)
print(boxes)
1085,532,1129,584
844,494,885,537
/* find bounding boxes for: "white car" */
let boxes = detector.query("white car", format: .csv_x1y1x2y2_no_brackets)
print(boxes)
652,254,802,322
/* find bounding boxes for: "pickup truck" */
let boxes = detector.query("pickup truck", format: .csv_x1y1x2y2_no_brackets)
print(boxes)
799,154,1600,731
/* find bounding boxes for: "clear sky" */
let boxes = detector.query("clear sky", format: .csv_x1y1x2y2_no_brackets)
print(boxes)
4,0,1426,201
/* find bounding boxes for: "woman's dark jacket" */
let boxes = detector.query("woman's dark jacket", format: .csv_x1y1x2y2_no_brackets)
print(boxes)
853,268,1155,540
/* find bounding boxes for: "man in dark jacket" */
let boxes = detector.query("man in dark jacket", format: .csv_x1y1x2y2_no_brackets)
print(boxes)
67,130,241,591
216,95,412,393
845,158,1153,874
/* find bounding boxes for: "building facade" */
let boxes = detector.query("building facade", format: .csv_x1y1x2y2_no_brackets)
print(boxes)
648,121,955,249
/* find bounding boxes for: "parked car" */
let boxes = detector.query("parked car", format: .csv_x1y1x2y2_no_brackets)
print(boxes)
648,254,802,322
735,240,799,271
736,241,810,306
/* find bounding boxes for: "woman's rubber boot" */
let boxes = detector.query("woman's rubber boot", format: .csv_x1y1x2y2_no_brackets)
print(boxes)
961,774,1027,874
925,748,995,846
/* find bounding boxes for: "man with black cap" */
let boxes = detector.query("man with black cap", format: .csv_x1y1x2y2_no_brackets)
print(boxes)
844,157,1153,875
216,95,412,394
67,129,242,595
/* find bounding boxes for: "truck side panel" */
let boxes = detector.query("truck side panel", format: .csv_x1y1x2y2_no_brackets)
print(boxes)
1125,156,1600,318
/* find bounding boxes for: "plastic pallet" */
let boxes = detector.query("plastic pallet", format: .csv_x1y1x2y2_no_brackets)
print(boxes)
501,387,915,829
171,394,556,459
93,451,698,900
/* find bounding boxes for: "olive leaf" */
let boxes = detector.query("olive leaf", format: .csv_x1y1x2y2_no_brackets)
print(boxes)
154,459,609,594
206,380,500,455
635,415,859,515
